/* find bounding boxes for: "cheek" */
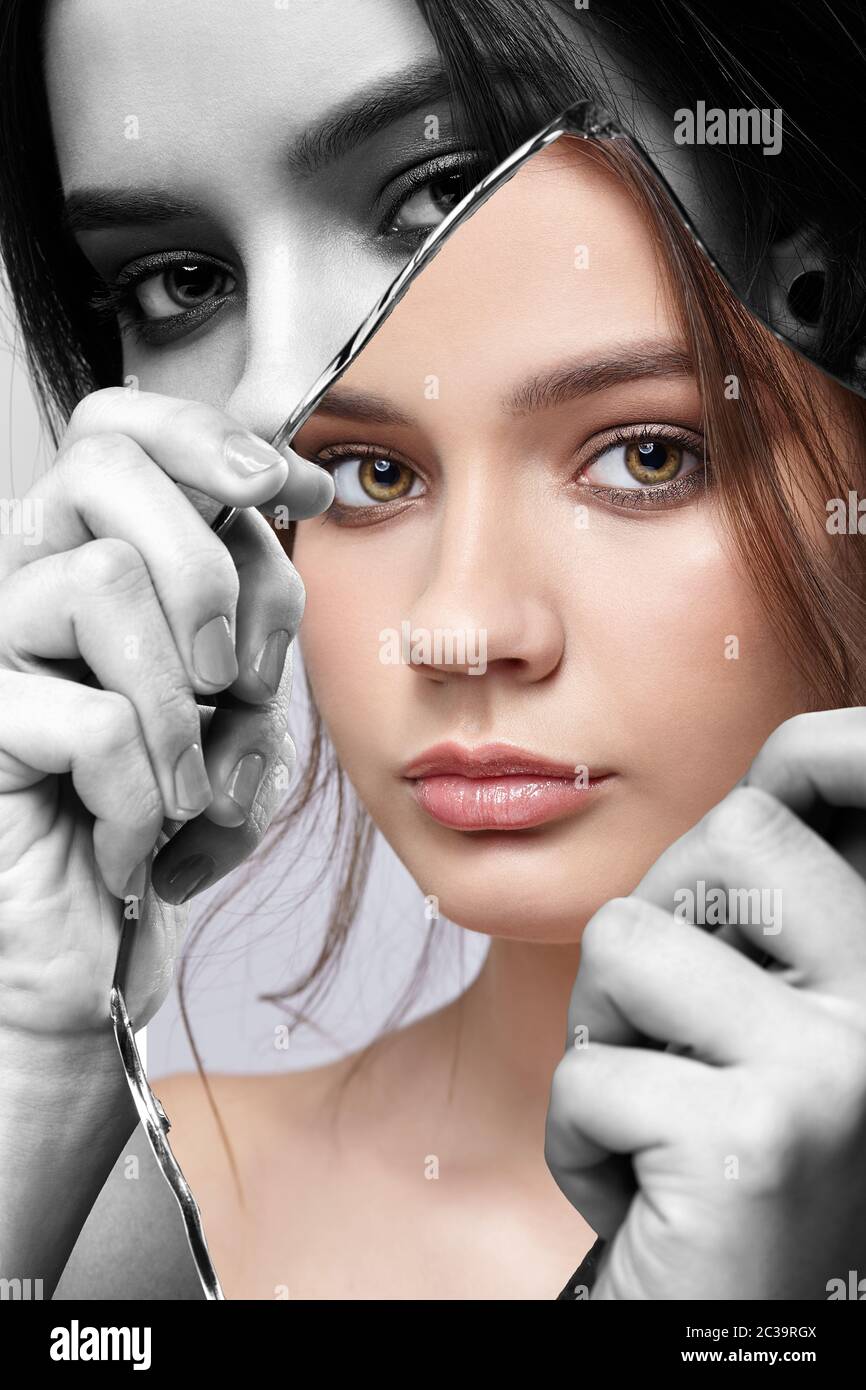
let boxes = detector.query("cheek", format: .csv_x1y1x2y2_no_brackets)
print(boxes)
293,524,403,778
577,507,812,829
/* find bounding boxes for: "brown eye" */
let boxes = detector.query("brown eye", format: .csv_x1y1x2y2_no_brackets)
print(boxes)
358,456,417,501
624,438,683,484
315,450,425,509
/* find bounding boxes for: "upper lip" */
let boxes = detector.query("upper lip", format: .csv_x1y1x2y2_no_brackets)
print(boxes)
401,741,598,780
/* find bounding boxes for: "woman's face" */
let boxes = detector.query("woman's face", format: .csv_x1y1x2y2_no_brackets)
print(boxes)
44,0,474,435
291,142,818,943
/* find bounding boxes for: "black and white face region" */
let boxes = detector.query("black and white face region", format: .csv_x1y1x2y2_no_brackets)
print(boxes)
43,0,757,443
43,0,494,436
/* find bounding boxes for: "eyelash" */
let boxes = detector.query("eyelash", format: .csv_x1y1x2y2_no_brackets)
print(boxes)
87,250,236,347
84,148,490,347
376,147,490,242
577,423,711,512
312,426,712,526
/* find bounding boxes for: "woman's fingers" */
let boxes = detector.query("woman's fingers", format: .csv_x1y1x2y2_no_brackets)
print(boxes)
7,437,305,709
62,387,332,516
219,509,304,704
546,1043,709,1236
4,434,242,697
569,895,805,1064
743,708,866,817
632,783,866,992
0,671,164,900
151,733,296,904
0,540,212,824
199,695,292,830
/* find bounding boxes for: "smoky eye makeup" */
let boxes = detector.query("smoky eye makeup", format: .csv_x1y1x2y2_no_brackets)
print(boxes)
87,249,239,346
80,150,489,346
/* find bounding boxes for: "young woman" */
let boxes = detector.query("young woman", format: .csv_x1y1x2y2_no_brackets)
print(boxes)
1,0,864,1300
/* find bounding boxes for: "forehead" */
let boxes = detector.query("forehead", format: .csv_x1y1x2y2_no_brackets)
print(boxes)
343,141,675,389
43,0,436,185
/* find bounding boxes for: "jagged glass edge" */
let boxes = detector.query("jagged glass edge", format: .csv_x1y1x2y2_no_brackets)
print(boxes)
211,98,625,540
209,87,864,553
111,913,225,1300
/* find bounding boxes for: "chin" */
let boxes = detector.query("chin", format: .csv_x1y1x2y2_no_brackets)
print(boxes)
387,826,643,944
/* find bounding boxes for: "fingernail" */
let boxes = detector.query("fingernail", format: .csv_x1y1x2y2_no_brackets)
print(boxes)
167,853,216,904
224,433,286,477
193,615,238,687
123,858,149,902
252,629,289,695
278,732,296,766
174,743,211,815
225,751,265,816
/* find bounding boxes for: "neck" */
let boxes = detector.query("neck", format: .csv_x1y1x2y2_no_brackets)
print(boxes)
451,935,582,1134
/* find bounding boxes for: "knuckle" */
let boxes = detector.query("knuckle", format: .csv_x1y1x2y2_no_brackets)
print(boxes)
700,784,790,854
749,713,811,780
71,537,150,598
62,430,142,481
580,896,647,968
175,543,240,612
150,669,200,730
161,397,228,443
78,689,142,759
728,1086,799,1190
68,387,128,436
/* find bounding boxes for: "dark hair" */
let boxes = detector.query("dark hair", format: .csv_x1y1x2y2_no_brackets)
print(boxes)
2,1,866,1132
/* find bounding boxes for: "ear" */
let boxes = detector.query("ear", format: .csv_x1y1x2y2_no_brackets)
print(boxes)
758,221,827,352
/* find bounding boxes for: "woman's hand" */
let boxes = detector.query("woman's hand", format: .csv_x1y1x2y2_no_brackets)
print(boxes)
0,385,332,1037
545,708,866,1300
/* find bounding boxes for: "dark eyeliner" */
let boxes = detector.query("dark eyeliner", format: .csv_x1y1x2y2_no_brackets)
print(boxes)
376,147,490,240
87,249,238,346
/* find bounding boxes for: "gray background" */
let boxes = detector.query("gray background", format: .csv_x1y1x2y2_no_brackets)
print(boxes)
0,279,487,1078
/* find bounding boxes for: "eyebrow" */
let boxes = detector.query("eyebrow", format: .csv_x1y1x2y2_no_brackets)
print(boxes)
506,343,695,414
61,59,454,234
311,386,415,428
313,342,696,429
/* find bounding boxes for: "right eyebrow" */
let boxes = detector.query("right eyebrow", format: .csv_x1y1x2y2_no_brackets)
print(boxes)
286,59,454,178
61,59,456,233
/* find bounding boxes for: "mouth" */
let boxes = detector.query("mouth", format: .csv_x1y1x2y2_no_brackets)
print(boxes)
401,741,615,832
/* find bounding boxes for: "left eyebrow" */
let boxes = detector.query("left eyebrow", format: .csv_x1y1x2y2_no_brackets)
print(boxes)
505,343,695,415
310,386,416,428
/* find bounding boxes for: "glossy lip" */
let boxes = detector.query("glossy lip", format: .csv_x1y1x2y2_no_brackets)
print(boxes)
401,740,605,781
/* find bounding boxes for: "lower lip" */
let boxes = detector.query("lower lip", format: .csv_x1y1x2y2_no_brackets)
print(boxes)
407,773,612,831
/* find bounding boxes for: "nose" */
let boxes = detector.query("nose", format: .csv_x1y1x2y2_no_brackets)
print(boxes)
224,240,328,441
405,480,564,687
224,228,379,442
223,227,413,444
